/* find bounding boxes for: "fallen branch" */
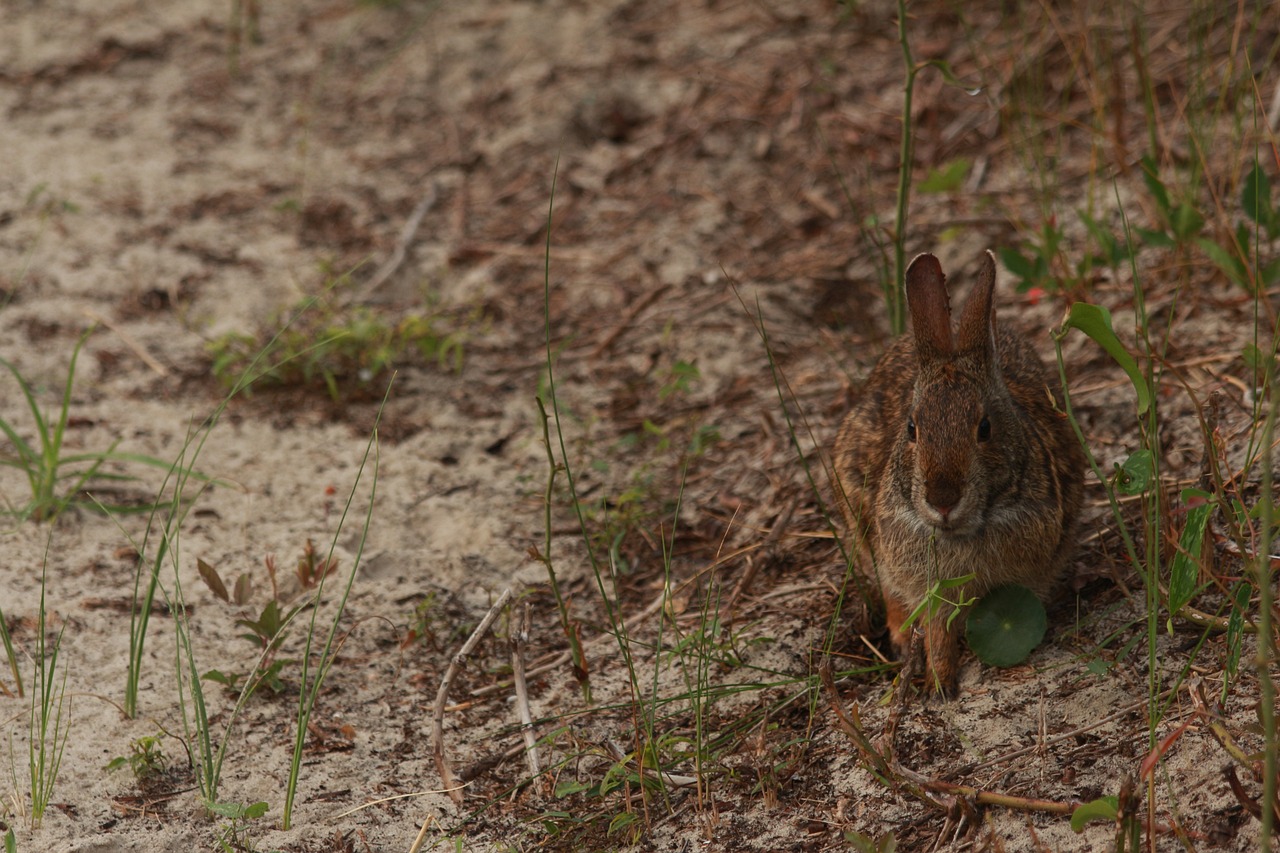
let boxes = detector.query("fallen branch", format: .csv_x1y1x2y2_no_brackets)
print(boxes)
431,586,513,807
510,602,540,778
358,183,439,300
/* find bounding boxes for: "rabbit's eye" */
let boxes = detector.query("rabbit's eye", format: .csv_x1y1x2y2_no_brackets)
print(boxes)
977,415,991,442
907,417,917,442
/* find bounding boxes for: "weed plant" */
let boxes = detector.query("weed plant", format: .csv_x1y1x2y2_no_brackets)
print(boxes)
17,559,69,829
935,1,1279,846
208,294,466,400
0,329,202,523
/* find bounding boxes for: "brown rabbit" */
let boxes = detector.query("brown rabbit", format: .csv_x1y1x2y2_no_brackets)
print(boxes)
832,250,1084,696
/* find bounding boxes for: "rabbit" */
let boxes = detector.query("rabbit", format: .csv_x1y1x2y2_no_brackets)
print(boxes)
831,250,1084,697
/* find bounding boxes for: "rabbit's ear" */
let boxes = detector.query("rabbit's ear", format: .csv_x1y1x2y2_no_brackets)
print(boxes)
956,250,997,358
905,253,953,358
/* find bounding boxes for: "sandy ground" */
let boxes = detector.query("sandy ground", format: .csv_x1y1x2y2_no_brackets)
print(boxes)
0,1,1277,851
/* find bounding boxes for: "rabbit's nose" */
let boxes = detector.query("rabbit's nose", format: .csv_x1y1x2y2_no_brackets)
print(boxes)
925,479,963,518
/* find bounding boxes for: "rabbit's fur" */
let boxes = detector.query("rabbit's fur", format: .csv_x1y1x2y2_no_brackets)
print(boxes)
832,250,1084,696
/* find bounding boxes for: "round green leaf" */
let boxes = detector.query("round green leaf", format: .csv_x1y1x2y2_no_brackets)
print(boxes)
965,585,1047,668
1071,796,1119,833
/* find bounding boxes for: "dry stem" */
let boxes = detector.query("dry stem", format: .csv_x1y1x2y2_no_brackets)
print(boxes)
431,586,513,807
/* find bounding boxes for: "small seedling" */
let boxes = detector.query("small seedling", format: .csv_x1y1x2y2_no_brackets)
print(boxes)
210,799,275,853
196,558,301,698
845,831,898,853
104,735,168,781
1137,154,1206,248
293,538,339,589
900,574,976,634
401,592,445,649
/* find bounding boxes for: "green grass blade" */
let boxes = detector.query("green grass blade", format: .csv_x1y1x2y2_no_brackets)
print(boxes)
281,378,389,829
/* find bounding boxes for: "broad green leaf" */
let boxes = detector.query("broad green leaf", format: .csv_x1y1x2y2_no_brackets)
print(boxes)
241,801,269,820
1171,203,1204,242
1116,450,1154,495
1071,796,1119,832
554,780,592,798
1135,226,1174,249
607,811,640,837
919,158,971,193
1264,258,1280,287
206,800,248,819
1242,160,1276,236
998,247,1037,280
1061,302,1151,415
965,585,1047,667
1197,238,1248,289
1167,489,1212,630
1085,657,1112,677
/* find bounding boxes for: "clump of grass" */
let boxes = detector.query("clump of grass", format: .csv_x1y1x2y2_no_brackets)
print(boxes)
15,559,69,829
104,735,168,783
208,299,467,400
0,328,205,523
195,540,340,700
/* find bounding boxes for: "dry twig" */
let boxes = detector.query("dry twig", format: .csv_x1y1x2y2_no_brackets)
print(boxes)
510,602,540,778
431,586,513,807
358,183,439,300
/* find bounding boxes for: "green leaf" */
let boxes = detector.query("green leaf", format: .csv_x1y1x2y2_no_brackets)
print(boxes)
1170,203,1204,241
901,573,975,632
241,801,269,820
1135,226,1174,249
1071,795,1119,832
1167,489,1212,630
1140,155,1171,213
998,247,1037,280
1115,449,1154,495
4,827,13,853
1243,344,1264,372
1225,581,1250,680
206,800,247,819
1242,160,1276,234
845,831,897,853
1085,657,1112,677
607,811,640,837
965,585,1047,668
202,669,242,689
1198,238,1248,289
1060,302,1151,415
554,779,593,798
1264,258,1280,287
918,158,971,193
919,58,978,94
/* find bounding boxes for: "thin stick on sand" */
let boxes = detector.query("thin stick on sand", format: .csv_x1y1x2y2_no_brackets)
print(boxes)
510,602,540,778
431,586,513,806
